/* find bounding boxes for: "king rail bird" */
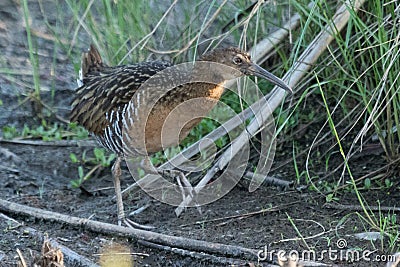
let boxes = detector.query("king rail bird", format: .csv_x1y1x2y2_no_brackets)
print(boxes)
70,45,292,228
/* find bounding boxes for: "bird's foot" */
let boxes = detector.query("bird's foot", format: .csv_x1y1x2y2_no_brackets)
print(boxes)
161,169,202,215
117,212,155,230
141,156,202,215
121,217,155,230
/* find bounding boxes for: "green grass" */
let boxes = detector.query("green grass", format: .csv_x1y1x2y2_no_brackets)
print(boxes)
70,147,116,188
2,121,88,141
287,0,400,252
22,0,41,108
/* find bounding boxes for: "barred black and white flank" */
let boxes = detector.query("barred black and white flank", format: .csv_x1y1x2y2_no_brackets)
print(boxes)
70,45,172,156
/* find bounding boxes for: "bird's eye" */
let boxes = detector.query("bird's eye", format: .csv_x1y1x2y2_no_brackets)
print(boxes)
233,56,243,65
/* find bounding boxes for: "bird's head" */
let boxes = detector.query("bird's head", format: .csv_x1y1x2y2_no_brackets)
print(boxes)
200,47,292,93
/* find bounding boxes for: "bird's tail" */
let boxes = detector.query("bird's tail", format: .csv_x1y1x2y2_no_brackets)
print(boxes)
77,44,104,87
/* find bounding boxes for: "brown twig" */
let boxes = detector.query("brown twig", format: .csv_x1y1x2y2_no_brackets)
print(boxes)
16,248,28,267
324,203,400,212
0,138,97,147
243,172,294,189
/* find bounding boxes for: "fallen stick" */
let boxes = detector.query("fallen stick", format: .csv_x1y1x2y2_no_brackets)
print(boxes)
324,203,400,212
0,198,259,260
16,248,28,267
0,200,333,266
0,138,97,147
242,172,294,189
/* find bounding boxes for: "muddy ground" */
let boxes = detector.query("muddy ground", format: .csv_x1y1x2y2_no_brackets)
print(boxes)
0,0,399,266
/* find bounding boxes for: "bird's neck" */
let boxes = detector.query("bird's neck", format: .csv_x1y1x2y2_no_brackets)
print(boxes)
207,81,226,100
186,61,238,102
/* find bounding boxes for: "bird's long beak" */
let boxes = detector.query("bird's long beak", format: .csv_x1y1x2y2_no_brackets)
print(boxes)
248,63,292,94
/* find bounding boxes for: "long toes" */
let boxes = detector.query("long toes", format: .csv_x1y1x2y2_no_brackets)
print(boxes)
123,218,155,230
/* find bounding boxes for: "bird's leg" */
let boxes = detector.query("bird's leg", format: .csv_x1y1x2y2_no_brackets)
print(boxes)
161,171,201,213
139,156,158,174
140,157,201,214
112,156,154,229
174,171,194,198
140,156,194,196
111,156,124,226
174,171,202,214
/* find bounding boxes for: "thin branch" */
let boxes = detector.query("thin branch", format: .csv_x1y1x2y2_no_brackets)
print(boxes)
0,138,97,147
243,172,293,189
324,203,400,212
16,248,28,267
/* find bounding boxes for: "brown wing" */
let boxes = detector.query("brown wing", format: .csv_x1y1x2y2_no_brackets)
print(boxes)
70,46,172,135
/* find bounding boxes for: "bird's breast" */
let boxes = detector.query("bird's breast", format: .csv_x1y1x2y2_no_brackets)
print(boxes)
123,82,225,154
